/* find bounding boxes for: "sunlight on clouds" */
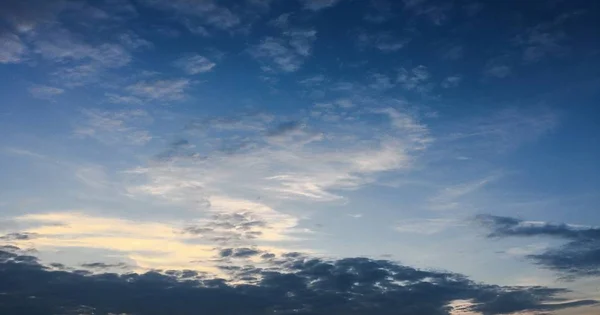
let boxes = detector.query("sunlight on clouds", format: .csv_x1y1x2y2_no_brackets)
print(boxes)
8,212,275,273
448,300,481,315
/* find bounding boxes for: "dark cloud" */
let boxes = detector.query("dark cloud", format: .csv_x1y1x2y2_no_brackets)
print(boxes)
81,262,128,269
182,212,268,244
0,232,38,241
0,247,595,315
477,214,600,278
219,247,261,258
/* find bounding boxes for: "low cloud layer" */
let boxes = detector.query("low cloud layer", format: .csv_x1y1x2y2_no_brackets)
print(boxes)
477,214,600,278
0,246,595,315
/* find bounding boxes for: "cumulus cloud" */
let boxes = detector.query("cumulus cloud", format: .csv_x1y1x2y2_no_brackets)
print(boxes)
0,246,595,315
174,54,216,75
477,214,600,278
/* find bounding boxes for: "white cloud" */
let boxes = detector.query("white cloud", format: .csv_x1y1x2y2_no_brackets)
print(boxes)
29,85,64,99
125,106,432,245
250,30,317,72
300,0,343,11
174,54,216,75
74,109,152,145
126,79,191,101
0,32,26,63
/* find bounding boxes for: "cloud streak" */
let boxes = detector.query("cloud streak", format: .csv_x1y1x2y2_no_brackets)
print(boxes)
477,214,600,278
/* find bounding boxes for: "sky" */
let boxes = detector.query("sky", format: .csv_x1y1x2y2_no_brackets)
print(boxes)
1,0,600,314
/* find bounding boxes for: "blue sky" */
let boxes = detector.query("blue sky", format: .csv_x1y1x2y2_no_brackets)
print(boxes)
1,0,600,314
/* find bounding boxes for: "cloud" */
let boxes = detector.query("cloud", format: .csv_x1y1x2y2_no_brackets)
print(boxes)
0,0,66,32
219,247,261,258
124,107,431,252
403,0,452,25
397,65,432,92
126,79,191,101
442,45,463,60
300,0,343,11
74,109,152,145
395,218,464,235
0,247,595,315
118,31,153,50
428,174,501,211
250,29,317,72
477,214,600,278
81,262,128,269
484,64,511,78
174,54,216,75
0,232,38,241
33,28,131,68
447,106,559,153
28,85,64,99
441,75,462,88
138,0,241,30
356,30,410,53
0,32,26,63
369,73,395,90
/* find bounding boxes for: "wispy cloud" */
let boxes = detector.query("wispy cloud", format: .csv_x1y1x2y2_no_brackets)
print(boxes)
300,0,343,11
447,106,559,152
28,85,64,99
0,32,26,63
174,54,216,75
395,218,464,235
137,0,241,30
250,29,317,72
484,64,511,78
126,79,191,102
441,75,462,88
356,30,410,52
397,65,432,92
429,174,501,211
74,109,152,145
